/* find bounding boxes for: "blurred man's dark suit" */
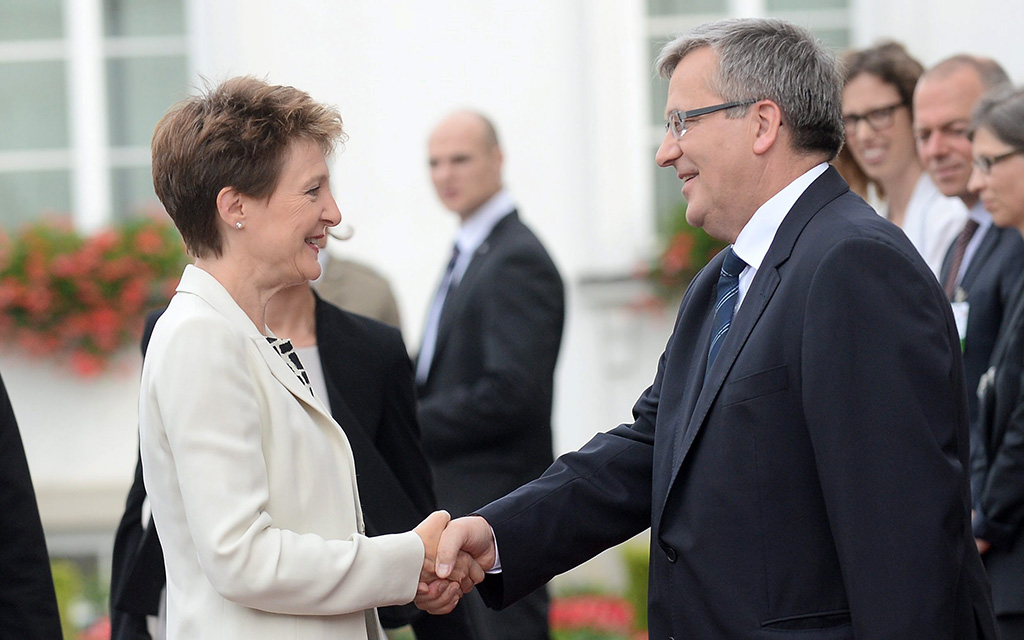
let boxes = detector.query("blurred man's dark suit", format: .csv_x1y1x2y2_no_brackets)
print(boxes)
0,370,63,639
417,210,564,640
939,217,1024,426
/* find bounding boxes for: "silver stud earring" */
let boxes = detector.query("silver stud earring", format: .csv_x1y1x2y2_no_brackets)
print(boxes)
235,221,243,230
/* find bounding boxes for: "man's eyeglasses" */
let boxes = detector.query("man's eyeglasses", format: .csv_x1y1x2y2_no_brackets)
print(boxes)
842,102,906,133
665,100,757,140
973,149,1022,174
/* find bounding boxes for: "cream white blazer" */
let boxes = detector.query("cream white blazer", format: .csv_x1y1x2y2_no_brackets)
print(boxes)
139,265,424,639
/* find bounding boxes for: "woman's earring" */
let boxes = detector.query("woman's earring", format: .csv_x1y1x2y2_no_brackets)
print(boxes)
235,221,243,230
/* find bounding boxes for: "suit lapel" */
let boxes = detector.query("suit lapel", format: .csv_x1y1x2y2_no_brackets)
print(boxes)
960,224,999,292
665,167,848,493
432,212,516,366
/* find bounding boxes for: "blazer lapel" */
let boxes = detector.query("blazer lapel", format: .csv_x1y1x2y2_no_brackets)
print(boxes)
252,336,334,422
666,167,848,491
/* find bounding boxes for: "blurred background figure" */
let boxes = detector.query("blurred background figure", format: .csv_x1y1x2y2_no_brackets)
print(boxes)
914,55,1024,439
841,41,966,277
0,370,63,639
416,111,564,640
313,242,402,328
966,84,1024,640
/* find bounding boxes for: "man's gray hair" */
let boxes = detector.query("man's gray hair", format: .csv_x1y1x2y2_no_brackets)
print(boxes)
924,54,1010,93
656,18,844,159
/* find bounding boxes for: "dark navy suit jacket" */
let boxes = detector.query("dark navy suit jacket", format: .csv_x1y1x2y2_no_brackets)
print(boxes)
0,371,62,639
939,221,1024,426
475,168,997,639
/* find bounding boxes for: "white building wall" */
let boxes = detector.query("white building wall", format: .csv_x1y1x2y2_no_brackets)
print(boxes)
11,0,1024,546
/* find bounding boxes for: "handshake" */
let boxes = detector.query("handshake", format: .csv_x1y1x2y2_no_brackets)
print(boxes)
411,511,495,614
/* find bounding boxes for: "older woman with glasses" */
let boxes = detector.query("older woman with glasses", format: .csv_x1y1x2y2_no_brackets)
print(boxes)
841,41,966,276
966,85,1024,640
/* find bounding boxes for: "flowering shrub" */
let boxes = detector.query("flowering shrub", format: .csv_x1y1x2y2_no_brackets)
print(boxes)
0,216,187,376
550,593,640,640
645,202,728,300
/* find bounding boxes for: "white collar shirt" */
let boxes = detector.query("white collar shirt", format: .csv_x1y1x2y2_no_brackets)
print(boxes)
731,162,828,310
452,189,515,285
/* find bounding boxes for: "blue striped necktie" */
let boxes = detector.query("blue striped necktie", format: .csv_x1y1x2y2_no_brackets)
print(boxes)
707,247,746,376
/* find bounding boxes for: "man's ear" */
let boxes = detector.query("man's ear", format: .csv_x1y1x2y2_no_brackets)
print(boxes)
752,100,783,156
216,186,244,228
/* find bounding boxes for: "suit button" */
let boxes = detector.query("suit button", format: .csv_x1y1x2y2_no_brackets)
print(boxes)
660,541,677,563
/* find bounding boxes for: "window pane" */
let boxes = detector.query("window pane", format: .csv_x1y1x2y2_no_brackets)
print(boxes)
649,38,670,124
103,0,185,37
0,61,68,150
111,165,162,221
768,0,847,9
0,170,72,228
648,0,726,15
0,0,63,41
107,56,188,147
812,28,850,50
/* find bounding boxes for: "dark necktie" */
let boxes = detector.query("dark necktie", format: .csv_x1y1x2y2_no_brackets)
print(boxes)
944,218,980,300
415,244,461,384
707,247,747,376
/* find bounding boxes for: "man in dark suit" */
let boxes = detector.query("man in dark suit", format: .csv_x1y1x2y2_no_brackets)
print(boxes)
425,18,998,639
110,290,475,640
0,370,63,639
415,111,564,640
915,54,1024,429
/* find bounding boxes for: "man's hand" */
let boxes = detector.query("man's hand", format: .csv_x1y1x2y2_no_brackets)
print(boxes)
435,515,497,578
413,511,485,614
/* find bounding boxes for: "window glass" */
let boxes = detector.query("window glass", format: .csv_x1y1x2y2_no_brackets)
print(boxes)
103,0,185,37
106,56,188,147
649,38,671,125
111,165,162,220
0,61,68,150
647,0,726,15
0,0,63,41
0,170,72,228
811,28,850,50
768,0,846,9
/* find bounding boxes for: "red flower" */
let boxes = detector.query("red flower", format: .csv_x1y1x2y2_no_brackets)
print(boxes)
70,349,106,377
1,218,187,375
550,595,634,633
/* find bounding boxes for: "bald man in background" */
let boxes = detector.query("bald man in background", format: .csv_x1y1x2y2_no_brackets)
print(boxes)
415,112,564,640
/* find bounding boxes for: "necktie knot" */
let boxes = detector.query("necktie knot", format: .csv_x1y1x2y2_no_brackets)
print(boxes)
721,247,746,279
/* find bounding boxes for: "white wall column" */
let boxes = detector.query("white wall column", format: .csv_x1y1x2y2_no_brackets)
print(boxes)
64,0,110,233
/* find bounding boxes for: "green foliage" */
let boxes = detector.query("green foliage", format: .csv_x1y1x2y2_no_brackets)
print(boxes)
50,560,79,640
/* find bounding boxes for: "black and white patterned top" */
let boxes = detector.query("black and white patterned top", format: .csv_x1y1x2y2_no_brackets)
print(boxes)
266,336,313,397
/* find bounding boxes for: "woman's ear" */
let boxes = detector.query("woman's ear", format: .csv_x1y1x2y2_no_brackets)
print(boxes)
752,100,783,156
216,186,244,229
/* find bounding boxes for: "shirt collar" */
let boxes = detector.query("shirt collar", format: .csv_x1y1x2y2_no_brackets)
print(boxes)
967,199,994,229
455,188,515,256
733,162,828,271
